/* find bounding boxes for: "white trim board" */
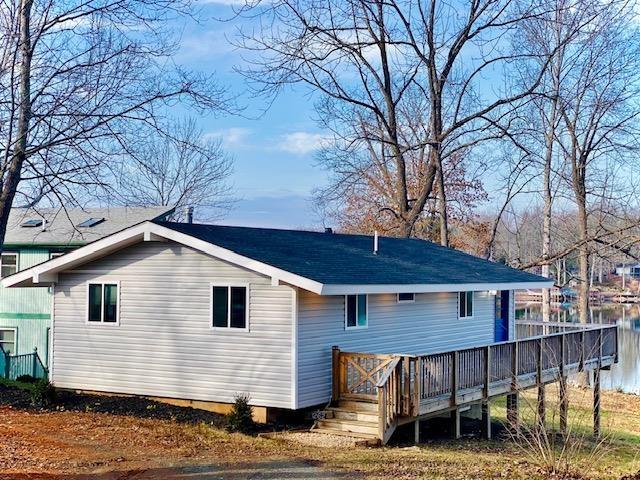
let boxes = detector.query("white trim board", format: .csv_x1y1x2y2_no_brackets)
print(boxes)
1,221,554,295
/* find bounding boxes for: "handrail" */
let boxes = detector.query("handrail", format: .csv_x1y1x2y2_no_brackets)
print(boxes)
375,357,401,388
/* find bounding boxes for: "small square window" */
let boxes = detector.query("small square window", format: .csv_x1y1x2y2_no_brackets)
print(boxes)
211,285,249,330
345,294,367,329
458,291,474,319
87,282,119,324
0,328,16,355
1,252,18,278
397,292,415,303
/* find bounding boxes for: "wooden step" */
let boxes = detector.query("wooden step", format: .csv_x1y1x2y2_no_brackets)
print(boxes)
312,427,380,441
327,407,379,423
338,400,378,412
316,418,379,436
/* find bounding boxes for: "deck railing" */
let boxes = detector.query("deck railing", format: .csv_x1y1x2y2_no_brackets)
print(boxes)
332,323,618,444
0,345,48,380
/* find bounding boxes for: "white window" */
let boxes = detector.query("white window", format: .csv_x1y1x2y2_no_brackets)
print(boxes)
458,291,474,319
211,284,249,331
87,282,119,324
397,292,415,303
0,328,16,355
345,294,367,329
1,252,18,278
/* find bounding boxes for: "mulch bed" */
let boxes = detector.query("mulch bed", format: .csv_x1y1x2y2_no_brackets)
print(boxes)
0,382,308,432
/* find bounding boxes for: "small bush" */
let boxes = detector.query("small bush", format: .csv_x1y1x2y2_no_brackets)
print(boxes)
30,379,56,407
16,374,37,384
226,394,255,433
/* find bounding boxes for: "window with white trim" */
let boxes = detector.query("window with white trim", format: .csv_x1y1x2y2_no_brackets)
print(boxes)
345,294,367,329
211,285,249,330
87,282,119,323
1,252,18,278
397,292,415,303
0,328,16,355
458,291,474,319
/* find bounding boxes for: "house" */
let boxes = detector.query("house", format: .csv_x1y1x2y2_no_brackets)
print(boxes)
2,221,618,442
0,206,174,362
615,263,640,278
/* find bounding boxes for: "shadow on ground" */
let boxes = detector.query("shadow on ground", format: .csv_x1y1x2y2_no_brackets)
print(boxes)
0,459,351,480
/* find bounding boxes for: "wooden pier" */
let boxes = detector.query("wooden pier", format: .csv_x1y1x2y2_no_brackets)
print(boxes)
314,323,618,444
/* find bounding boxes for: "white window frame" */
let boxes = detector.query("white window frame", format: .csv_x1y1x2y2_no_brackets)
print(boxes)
86,281,120,326
397,292,415,304
344,294,368,330
210,282,250,332
1,251,18,278
458,291,474,319
0,327,17,355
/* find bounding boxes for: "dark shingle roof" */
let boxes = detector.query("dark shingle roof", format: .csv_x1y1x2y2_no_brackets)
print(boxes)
157,221,547,286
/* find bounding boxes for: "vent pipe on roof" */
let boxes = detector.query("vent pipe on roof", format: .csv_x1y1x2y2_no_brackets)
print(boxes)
185,206,194,224
324,227,333,234
41,218,47,232
373,230,379,255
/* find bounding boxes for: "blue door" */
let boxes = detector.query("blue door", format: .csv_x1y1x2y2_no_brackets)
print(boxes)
494,290,510,342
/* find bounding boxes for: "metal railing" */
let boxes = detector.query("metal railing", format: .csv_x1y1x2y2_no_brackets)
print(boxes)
0,344,48,380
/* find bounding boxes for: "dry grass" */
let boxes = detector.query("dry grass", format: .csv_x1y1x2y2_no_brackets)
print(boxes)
1,386,640,479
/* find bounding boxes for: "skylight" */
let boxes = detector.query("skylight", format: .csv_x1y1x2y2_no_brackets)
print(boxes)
77,217,105,228
21,219,43,228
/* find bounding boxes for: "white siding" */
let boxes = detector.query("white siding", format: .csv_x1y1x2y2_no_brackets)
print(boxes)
297,290,498,408
52,241,293,408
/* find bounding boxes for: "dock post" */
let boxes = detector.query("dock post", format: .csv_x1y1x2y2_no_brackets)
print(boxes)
481,402,491,440
559,376,568,436
594,367,601,438
506,393,519,430
414,419,420,444
451,408,461,439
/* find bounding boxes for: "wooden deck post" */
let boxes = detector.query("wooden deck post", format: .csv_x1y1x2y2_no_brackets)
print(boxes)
481,402,491,440
506,393,519,429
414,419,420,444
451,408,461,439
451,351,459,407
594,367,601,438
331,346,340,403
559,376,568,436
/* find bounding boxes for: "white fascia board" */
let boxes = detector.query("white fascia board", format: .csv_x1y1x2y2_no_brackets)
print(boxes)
319,281,555,295
2,223,149,288
2,222,325,294
147,223,325,294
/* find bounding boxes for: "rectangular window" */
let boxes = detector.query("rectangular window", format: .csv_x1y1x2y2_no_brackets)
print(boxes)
345,294,367,329
397,292,415,303
1,252,18,278
87,282,119,324
211,285,248,330
458,291,474,319
0,328,16,355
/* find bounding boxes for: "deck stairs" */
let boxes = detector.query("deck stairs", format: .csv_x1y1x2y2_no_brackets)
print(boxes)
312,399,382,443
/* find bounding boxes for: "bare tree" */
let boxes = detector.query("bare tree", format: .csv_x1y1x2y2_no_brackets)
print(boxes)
115,119,234,221
237,0,558,243
0,0,228,246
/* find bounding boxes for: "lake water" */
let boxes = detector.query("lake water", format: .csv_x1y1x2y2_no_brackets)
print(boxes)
516,303,640,395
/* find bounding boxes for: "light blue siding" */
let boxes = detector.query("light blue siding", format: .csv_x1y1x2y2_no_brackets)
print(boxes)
0,249,51,362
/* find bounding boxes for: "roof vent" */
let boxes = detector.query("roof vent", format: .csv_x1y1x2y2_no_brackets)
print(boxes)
374,230,379,255
324,227,333,234
77,217,105,228
21,218,43,228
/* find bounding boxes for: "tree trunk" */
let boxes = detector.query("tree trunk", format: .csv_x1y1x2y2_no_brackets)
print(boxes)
0,0,33,250
576,200,590,325
436,157,449,247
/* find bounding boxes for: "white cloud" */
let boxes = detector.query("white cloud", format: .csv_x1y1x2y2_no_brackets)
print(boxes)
204,127,251,147
275,132,330,155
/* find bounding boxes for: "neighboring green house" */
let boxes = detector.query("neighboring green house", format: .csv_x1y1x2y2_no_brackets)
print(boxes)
0,206,174,364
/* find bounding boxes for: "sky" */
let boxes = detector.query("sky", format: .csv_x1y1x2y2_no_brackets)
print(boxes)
174,2,329,228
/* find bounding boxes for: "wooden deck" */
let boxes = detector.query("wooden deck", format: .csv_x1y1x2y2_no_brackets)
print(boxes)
326,323,618,444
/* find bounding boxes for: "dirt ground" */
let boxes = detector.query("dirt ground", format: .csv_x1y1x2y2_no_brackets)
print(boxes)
2,381,640,480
